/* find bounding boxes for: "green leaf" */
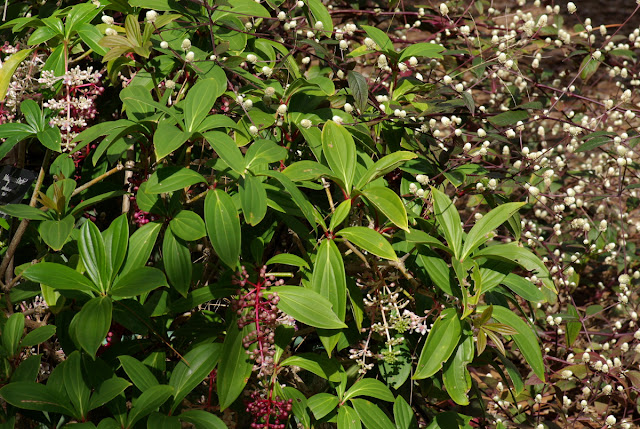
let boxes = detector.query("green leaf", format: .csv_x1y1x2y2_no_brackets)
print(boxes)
111,267,168,298
239,175,267,226
79,220,108,291
64,352,91,419
204,189,241,269
22,262,98,293
145,167,206,194
179,410,227,429
347,71,368,114
169,210,205,241
20,99,44,131
280,353,342,382
480,305,546,381
203,131,245,175
461,202,525,260
11,354,41,382
487,110,529,127
21,325,56,348
307,0,333,37
329,200,352,232
566,305,581,348
338,405,362,429
71,296,112,358
344,379,395,402
0,49,33,101
282,160,333,182
337,227,397,261
78,23,108,56
312,239,347,323
579,54,602,81
154,121,190,160
399,43,445,61
163,227,192,297
265,253,309,269
394,396,418,429
354,151,417,189
361,25,393,53
126,385,174,428
28,26,60,45
275,286,347,329
430,187,462,258
442,334,474,405
0,204,48,220
196,115,239,133
39,215,74,251
501,274,545,302
89,377,130,410
2,313,24,356
308,393,339,420
103,214,129,281
118,356,159,392
120,221,162,276
184,79,222,132
260,170,318,230
147,412,181,429
322,121,357,193
245,139,287,170
37,126,62,152
169,343,222,412
360,187,408,231
351,398,395,429
0,382,75,416
414,308,461,379
217,321,254,410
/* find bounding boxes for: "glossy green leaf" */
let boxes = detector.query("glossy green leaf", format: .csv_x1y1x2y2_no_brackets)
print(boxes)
260,170,318,230
344,379,395,402
147,412,181,429
38,216,74,251
265,253,309,269
351,398,395,429
414,308,461,379
442,334,474,405
322,120,357,193
126,385,173,428
488,110,529,127
204,131,245,175
307,0,333,37
308,393,339,420
20,99,44,131
103,214,129,281
0,382,75,416
169,343,221,411
64,352,91,419
280,353,342,382
21,325,55,348
205,189,241,269
184,79,222,132
0,204,48,220
22,262,98,293
179,409,227,429
154,121,190,160
338,405,362,429
145,167,206,194
0,49,33,101
37,126,62,152
312,239,347,326
169,210,206,241
361,25,393,52
245,139,287,170
282,160,333,182
111,267,168,298
217,321,254,410
329,199,352,231
120,221,162,276
360,187,408,231
239,175,268,226
79,220,108,291
347,71,368,114
394,396,418,429
11,354,41,382
118,356,159,392
480,305,546,381
430,187,462,258
354,151,417,189
399,43,445,61
275,286,347,329
70,296,112,358
162,226,192,296
461,202,525,260
501,274,545,302
2,313,24,356
337,227,397,261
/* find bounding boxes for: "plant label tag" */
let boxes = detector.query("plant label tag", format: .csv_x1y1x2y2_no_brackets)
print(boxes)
0,166,36,217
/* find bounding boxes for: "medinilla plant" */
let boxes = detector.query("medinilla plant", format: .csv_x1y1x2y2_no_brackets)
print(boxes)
0,0,571,428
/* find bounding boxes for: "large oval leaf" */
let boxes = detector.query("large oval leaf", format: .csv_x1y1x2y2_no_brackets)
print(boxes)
337,227,397,261
163,227,192,297
461,202,525,260
22,262,98,294
169,343,222,412
360,187,408,232
184,79,222,132
145,167,206,194
169,210,206,241
430,187,462,258
70,296,112,358
217,320,254,410
322,121,356,193
414,308,461,379
204,189,241,269
275,286,347,329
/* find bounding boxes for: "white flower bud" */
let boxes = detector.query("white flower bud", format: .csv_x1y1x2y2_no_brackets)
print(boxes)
443,75,452,85
101,15,114,25
105,27,117,36
339,40,348,50
160,41,169,49
249,125,259,135
277,104,288,115
246,54,258,63
277,11,286,21
409,56,418,66
185,51,195,62
182,38,192,50
567,2,577,14
344,103,353,113
314,21,324,30
146,10,158,23
439,3,449,15
300,119,312,129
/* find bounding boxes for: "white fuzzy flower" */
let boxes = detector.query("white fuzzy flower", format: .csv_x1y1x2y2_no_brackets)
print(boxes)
439,3,449,15
344,103,353,113
105,27,117,36
146,10,158,23
339,40,348,50
300,119,312,129
567,2,577,14
277,11,286,21
409,56,418,66
185,51,195,62
182,39,192,50
262,66,273,77
246,54,258,63
364,37,377,50
160,41,169,49
277,104,288,115
249,125,259,135
101,15,114,25
314,21,324,31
